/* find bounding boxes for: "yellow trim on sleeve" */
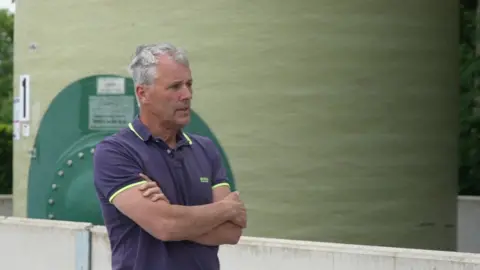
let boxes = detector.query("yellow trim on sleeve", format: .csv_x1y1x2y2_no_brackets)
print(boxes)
109,180,147,203
212,183,230,189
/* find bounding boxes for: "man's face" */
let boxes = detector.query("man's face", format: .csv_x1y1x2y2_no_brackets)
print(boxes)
137,55,193,128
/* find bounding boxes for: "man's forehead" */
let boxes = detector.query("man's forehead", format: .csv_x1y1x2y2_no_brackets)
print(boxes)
156,54,187,66
155,55,191,81
156,53,176,63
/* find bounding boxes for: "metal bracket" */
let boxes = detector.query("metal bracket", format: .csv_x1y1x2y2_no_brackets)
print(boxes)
28,147,37,159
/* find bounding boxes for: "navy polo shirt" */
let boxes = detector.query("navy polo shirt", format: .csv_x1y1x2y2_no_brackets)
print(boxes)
93,117,230,270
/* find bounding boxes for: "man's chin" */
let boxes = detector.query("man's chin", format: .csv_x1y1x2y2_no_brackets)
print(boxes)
175,116,190,128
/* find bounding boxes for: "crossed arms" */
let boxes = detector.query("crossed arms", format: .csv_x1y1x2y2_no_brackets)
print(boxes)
114,174,246,245
184,182,245,246
93,140,247,246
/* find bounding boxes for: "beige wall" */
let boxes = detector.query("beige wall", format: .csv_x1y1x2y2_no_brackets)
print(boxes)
14,0,458,249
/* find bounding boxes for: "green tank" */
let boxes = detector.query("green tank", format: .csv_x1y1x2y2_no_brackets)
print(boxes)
13,0,458,250
25,74,235,224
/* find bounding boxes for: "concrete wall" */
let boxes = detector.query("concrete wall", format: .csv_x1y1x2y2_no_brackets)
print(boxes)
90,226,111,270
0,195,12,216
218,238,480,270
457,196,480,253
0,217,91,270
2,195,480,254
0,217,479,270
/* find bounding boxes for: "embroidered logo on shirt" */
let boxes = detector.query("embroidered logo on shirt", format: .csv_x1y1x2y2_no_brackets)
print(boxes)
200,177,209,183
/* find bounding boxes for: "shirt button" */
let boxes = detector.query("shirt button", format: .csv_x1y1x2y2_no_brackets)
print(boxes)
167,149,171,154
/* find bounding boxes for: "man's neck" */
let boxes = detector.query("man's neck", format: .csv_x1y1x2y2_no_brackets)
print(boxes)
139,112,178,148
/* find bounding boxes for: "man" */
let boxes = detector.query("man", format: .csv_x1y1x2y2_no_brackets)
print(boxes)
93,43,247,270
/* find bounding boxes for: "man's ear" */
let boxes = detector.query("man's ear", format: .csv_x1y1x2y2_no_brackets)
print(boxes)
136,85,147,104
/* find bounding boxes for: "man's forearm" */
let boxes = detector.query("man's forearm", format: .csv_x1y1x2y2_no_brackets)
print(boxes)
160,201,233,241
190,221,243,246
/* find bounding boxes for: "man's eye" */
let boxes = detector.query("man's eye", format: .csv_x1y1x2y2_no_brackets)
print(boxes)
170,84,181,90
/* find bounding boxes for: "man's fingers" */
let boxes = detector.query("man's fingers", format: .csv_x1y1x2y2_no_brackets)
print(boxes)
224,191,241,201
238,215,247,228
136,173,169,202
233,217,247,228
150,194,162,202
237,220,247,228
150,193,169,203
139,173,152,182
232,208,247,228
138,181,158,191
142,187,161,197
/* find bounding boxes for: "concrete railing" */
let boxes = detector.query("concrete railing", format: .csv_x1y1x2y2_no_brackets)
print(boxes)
0,217,480,270
0,195,12,216
0,217,91,270
457,196,480,253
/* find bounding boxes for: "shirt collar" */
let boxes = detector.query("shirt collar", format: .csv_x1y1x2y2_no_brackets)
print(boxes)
128,116,192,146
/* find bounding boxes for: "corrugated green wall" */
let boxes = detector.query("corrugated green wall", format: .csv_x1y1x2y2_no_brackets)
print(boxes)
13,0,458,250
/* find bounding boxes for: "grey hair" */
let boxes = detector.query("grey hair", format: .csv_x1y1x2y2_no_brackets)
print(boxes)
127,43,189,106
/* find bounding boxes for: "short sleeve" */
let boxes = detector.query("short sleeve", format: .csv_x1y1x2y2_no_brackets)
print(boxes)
93,139,145,203
207,139,231,190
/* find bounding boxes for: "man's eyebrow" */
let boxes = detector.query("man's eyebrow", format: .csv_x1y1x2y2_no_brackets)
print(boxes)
167,80,183,88
167,79,193,88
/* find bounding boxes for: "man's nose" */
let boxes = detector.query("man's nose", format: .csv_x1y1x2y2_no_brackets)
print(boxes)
180,85,192,100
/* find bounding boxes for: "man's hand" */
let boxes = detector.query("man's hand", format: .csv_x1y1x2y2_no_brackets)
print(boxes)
138,173,169,203
138,173,245,224
187,188,246,246
136,173,246,245
223,192,247,228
